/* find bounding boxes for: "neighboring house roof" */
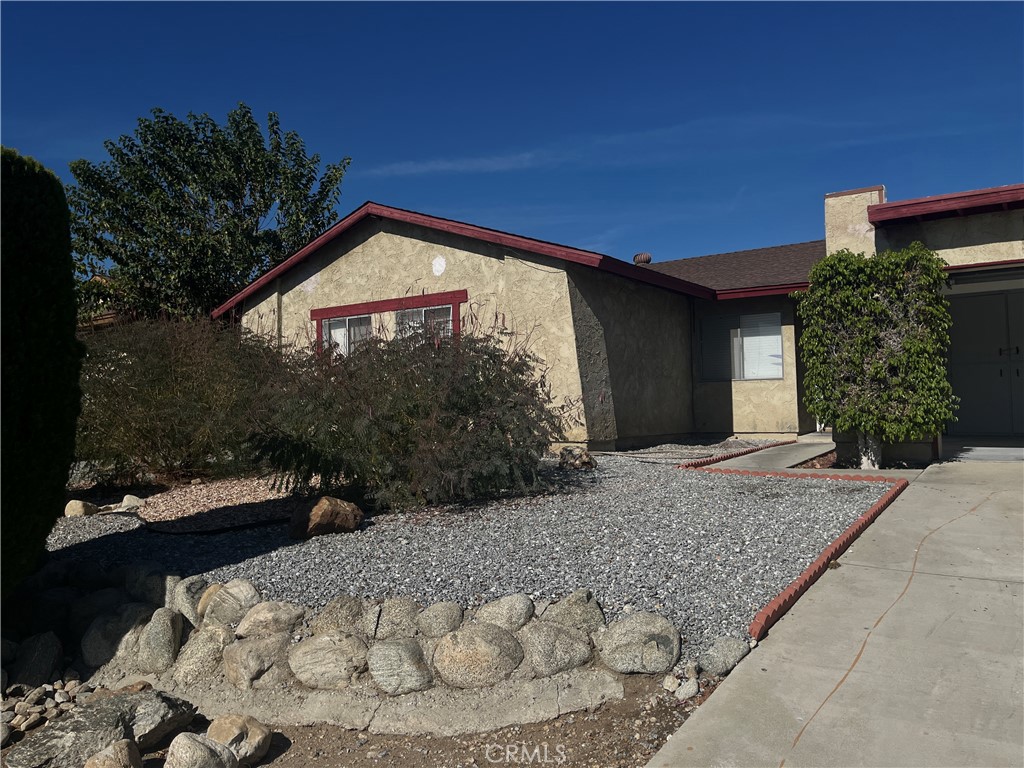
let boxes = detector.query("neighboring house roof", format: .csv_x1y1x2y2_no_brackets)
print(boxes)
868,183,1024,225
211,201,715,318
644,240,827,299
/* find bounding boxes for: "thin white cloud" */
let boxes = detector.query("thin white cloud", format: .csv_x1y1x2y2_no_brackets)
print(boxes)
365,150,562,177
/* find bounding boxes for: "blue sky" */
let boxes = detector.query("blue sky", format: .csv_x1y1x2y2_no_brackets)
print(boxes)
2,2,1021,262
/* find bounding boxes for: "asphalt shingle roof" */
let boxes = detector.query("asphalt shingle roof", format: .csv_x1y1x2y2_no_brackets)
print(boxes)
645,240,826,292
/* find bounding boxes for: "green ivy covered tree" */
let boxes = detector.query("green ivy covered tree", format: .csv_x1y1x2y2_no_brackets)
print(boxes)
67,102,350,318
796,242,957,468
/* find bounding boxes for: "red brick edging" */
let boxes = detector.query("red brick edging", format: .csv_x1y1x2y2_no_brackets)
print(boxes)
680,466,911,641
675,440,797,469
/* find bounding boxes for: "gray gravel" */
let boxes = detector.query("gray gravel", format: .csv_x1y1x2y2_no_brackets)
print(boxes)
47,455,890,657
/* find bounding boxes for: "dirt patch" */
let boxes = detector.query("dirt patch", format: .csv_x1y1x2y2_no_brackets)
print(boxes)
260,676,719,768
793,450,837,470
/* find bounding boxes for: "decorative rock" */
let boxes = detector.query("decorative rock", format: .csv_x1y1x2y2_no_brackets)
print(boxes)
122,562,163,600
20,712,43,730
222,634,292,691
558,447,597,470
517,621,591,678
416,602,463,638
434,623,524,688
289,496,363,540
3,690,193,768
81,603,154,669
84,738,142,768
235,602,305,639
309,595,363,635
375,597,420,640
542,589,605,634
65,500,100,517
172,575,209,627
288,632,367,690
171,624,234,688
203,580,261,627
1,722,11,747
475,594,534,632
662,675,680,692
137,608,184,674
164,732,238,768
698,636,750,677
357,604,383,640
594,612,680,674
70,589,130,639
196,584,223,620
9,632,62,688
207,714,272,766
674,676,700,701
120,495,143,510
367,639,433,695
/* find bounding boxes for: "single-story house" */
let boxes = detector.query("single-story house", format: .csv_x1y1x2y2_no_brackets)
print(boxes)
212,183,1024,452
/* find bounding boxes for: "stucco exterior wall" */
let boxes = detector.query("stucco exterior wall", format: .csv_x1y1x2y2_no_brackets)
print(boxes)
824,187,885,256
565,264,693,449
239,218,589,442
877,210,1024,266
691,296,803,435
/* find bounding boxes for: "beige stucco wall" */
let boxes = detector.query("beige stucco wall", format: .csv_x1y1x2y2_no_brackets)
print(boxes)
239,218,590,441
877,210,1024,266
824,187,885,256
690,297,804,435
565,264,694,449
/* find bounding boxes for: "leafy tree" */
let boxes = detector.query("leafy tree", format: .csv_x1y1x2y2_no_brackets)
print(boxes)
68,103,349,317
1,148,84,594
796,242,957,468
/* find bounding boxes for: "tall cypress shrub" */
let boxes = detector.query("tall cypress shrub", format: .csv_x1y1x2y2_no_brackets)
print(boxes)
1,148,84,594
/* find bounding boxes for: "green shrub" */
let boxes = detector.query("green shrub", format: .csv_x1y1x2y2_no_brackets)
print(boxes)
76,319,288,482
1,147,84,593
255,330,568,508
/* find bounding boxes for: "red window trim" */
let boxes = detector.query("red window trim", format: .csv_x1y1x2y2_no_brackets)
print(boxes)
311,289,468,348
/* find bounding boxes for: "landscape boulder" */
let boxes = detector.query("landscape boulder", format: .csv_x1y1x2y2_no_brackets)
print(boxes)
202,580,261,627
222,634,292,691
594,612,680,674
288,632,367,690
558,447,597,470
171,624,234,688
367,638,433,695
9,632,62,688
289,496,363,540
309,595,363,635
83,739,142,768
416,602,463,638
64,500,100,517
3,690,193,768
235,602,305,639
542,589,605,634
164,732,238,768
172,576,209,627
375,596,420,640
81,603,154,669
137,608,183,674
518,621,592,678
434,623,523,688
206,714,272,766
70,589,130,639
698,636,750,677
474,593,534,632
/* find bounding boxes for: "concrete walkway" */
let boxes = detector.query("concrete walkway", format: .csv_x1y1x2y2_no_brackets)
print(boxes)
649,460,1024,768
715,434,834,470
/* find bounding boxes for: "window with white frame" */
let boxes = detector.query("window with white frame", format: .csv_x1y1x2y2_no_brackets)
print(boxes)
395,305,453,338
322,314,372,355
700,312,783,380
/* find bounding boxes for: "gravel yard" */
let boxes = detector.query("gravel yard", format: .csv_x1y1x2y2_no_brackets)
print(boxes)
50,453,890,660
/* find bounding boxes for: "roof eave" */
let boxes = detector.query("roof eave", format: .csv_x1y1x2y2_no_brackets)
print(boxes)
868,184,1024,225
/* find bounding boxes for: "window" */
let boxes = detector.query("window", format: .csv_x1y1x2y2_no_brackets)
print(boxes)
701,312,783,380
322,314,372,355
395,304,453,338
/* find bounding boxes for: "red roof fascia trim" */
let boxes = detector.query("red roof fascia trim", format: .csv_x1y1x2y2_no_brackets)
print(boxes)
868,184,1024,225
714,283,810,300
212,202,715,319
943,258,1024,273
310,290,469,321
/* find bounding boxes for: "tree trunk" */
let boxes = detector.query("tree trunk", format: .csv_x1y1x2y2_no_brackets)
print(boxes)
857,432,882,470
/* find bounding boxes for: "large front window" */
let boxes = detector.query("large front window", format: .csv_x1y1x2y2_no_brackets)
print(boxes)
322,314,372,355
701,312,783,380
395,305,453,338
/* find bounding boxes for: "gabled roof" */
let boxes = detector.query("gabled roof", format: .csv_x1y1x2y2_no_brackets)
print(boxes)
644,240,827,298
211,202,714,318
868,183,1024,225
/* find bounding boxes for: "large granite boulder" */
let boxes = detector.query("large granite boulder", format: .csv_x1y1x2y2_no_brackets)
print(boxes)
201,580,261,627
171,624,234,688
310,595,364,635
288,632,367,690
698,636,750,677
164,732,238,768
222,634,292,691
235,602,305,638
475,594,534,632
8,632,62,688
206,714,272,766
542,589,605,634
137,608,184,674
367,639,432,695
81,604,154,669
417,601,463,638
594,612,680,674
434,623,523,688
518,621,592,678
289,497,363,539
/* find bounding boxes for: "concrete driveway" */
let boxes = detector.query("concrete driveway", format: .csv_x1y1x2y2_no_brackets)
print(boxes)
649,460,1024,768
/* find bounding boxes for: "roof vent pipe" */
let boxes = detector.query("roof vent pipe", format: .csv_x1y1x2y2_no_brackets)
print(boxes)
632,252,652,265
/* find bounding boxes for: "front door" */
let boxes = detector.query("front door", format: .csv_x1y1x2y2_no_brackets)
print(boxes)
947,291,1024,436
